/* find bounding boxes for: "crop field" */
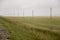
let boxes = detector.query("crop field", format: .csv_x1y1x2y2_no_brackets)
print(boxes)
0,16,60,40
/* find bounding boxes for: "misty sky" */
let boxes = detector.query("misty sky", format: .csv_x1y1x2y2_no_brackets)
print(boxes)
0,0,60,16
0,0,60,8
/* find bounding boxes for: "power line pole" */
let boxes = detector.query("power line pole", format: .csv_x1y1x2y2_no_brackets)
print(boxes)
18,8,19,16
50,8,52,19
22,9,25,22
32,9,34,17
0,8,1,16
23,9,24,17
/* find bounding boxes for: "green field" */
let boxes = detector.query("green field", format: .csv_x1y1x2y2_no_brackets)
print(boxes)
0,16,60,40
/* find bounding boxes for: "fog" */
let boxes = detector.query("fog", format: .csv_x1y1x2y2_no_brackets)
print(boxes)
0,0,60,16
0,0,59,8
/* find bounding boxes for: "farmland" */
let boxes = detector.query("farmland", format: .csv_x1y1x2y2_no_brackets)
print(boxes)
0,16,60,40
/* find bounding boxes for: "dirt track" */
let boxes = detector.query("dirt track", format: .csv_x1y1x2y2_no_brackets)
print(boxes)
0,24,10,40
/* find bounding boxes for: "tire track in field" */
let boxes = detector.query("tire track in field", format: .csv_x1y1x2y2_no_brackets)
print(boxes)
22,23,59,32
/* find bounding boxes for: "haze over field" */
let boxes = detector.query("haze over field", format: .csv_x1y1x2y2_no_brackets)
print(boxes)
0,0,60,16
0,0,60,40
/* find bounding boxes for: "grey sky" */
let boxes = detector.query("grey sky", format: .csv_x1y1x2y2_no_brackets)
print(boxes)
0,0,60,8
0,0,60,16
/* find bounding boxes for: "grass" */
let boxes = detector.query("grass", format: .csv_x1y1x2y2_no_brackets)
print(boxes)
0,16,60,40
5,16,60,30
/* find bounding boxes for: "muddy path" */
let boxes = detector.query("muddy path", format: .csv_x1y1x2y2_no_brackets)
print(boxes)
0,24,10,40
